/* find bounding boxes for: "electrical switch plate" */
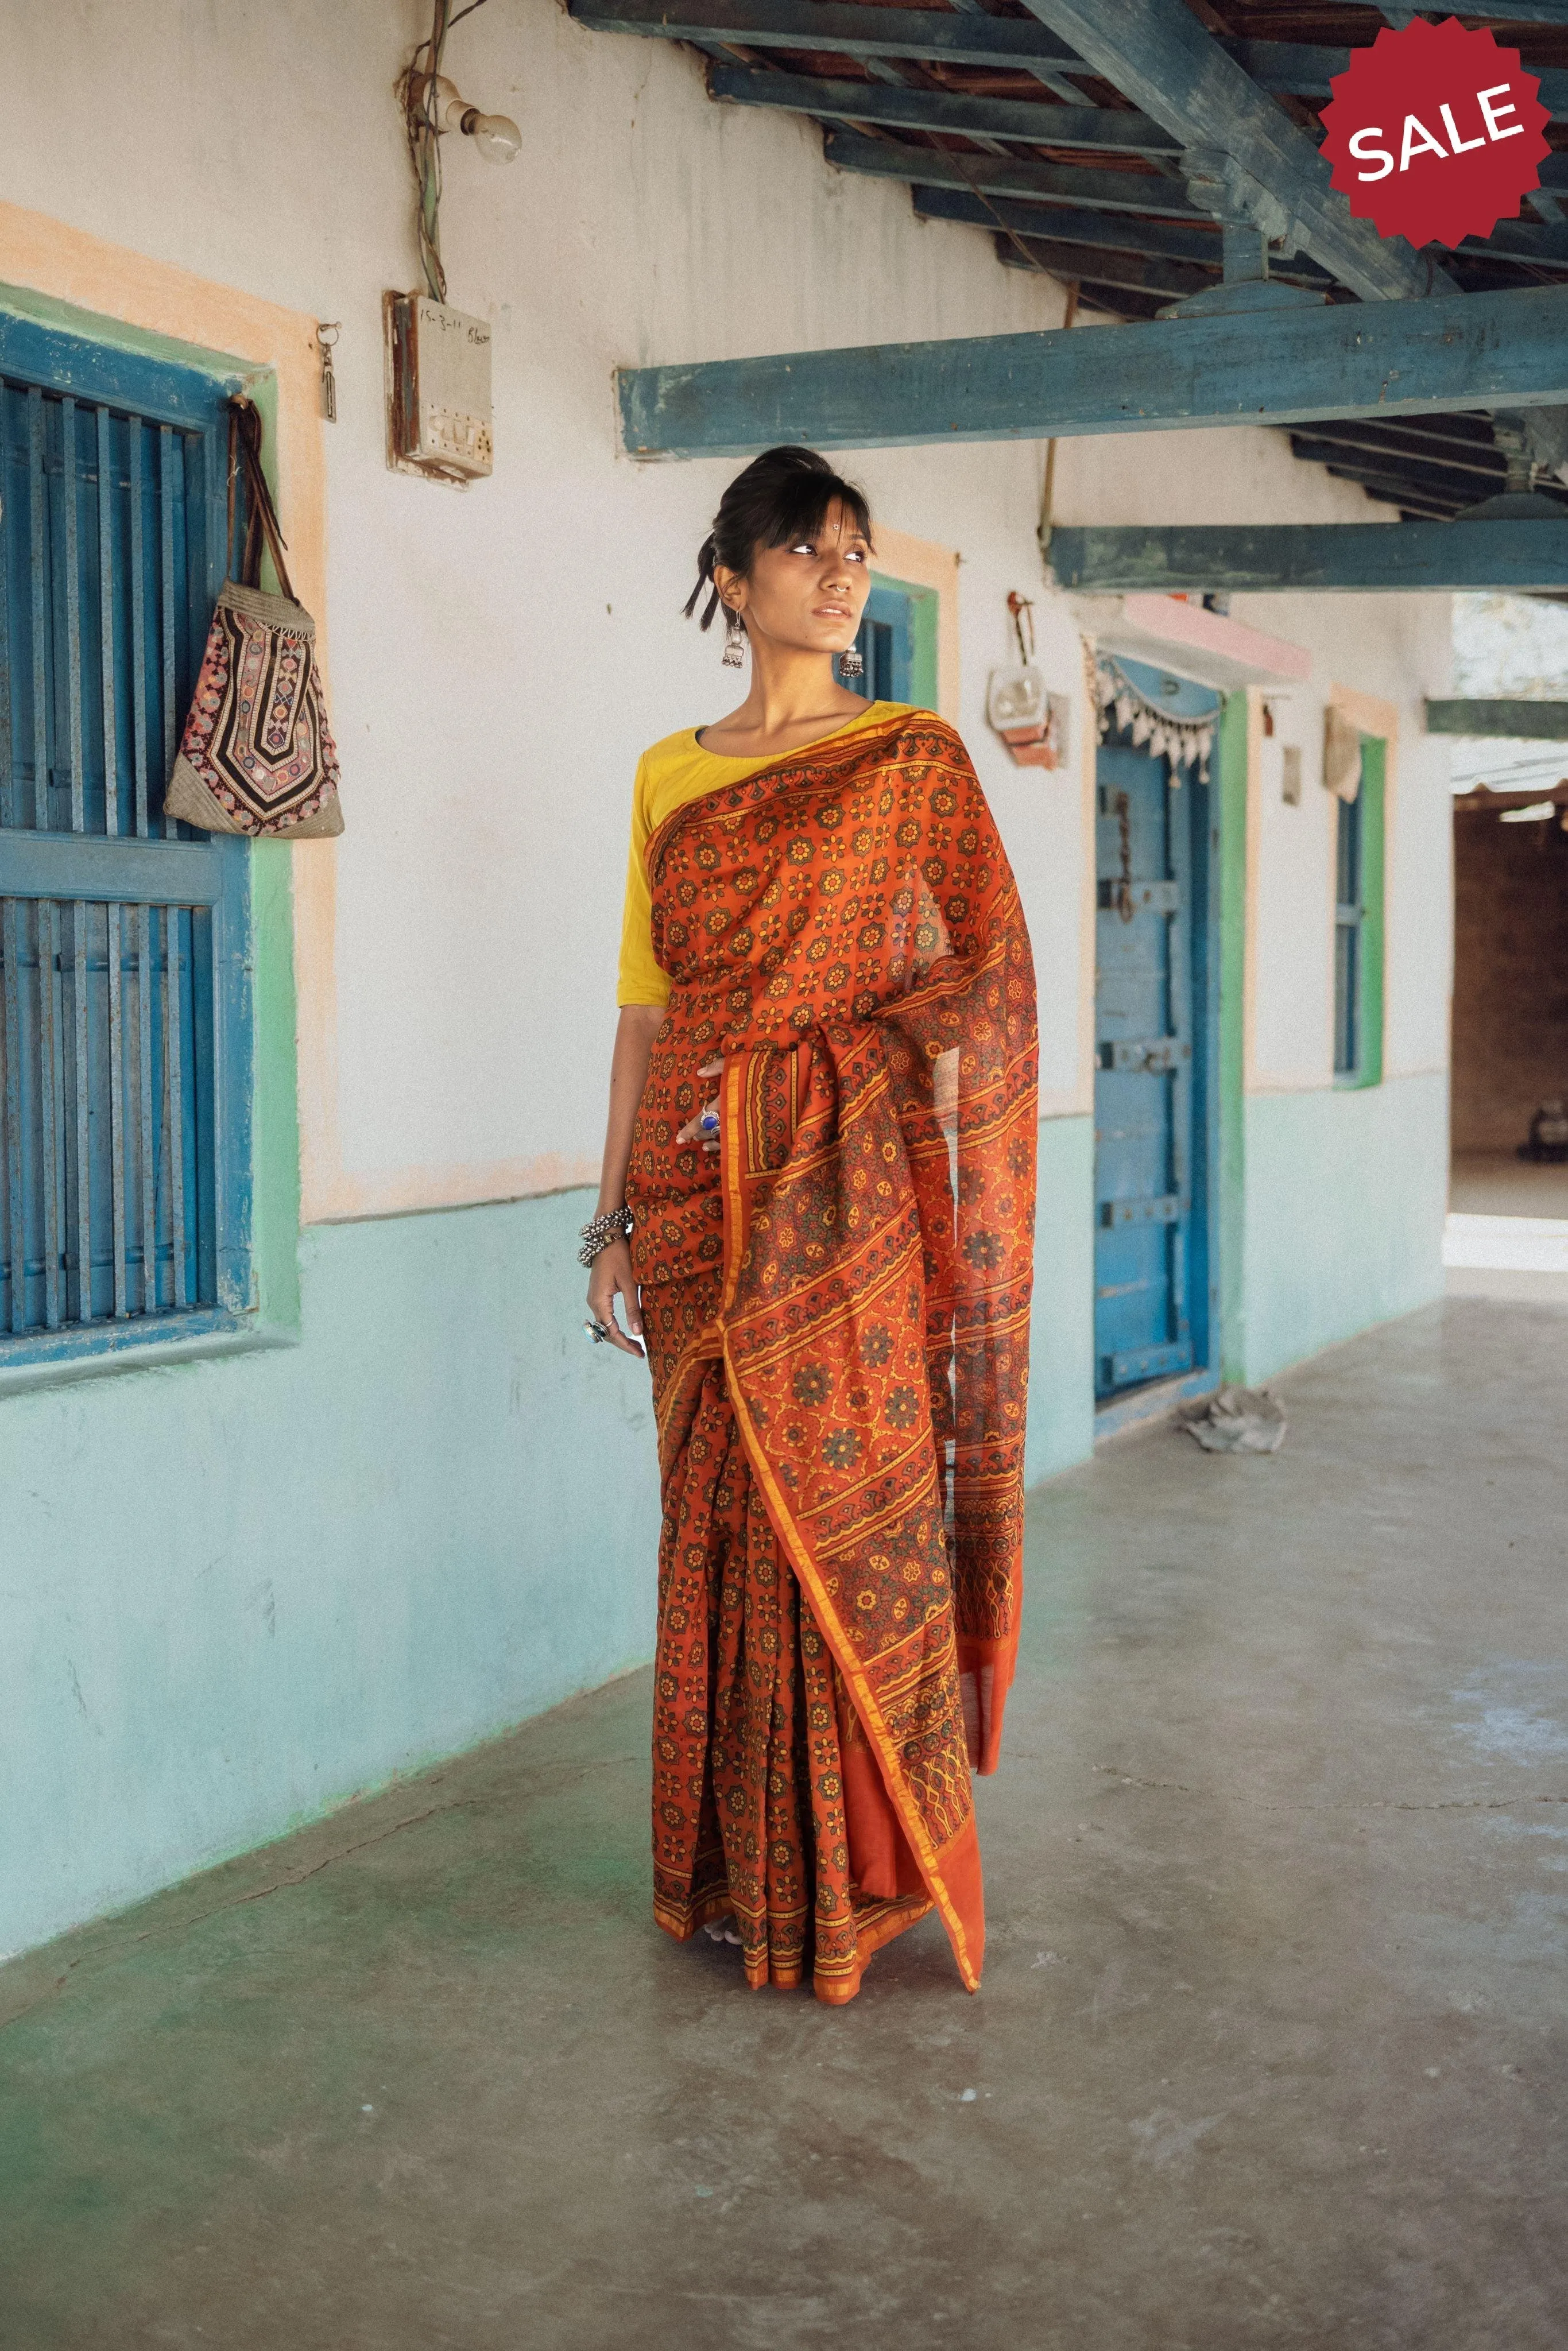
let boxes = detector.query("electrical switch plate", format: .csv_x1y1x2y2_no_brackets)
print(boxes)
384,293,493,483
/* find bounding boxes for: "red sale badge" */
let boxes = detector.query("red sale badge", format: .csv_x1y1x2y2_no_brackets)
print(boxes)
1319,17,1550,249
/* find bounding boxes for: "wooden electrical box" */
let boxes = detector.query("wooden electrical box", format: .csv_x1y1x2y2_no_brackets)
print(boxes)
384,293,493,483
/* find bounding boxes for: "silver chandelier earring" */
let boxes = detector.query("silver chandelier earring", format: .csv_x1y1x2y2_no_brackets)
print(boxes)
722,609,746,669
838,638,865,680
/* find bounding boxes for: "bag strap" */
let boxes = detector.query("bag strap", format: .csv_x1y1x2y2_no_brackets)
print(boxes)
228,397,297,603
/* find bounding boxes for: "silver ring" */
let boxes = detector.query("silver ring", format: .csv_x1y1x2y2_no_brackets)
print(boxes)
584,1318,611,1344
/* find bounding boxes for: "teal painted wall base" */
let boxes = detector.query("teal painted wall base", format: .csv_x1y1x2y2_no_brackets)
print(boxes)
1,1193,661,1959
1025,1113,1095,1486
5,1118,1097,1960
1241,1071,1449,1385
10,1075,1443,1961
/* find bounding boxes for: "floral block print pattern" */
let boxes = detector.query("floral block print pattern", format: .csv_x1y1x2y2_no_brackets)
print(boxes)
630,711,1037,1999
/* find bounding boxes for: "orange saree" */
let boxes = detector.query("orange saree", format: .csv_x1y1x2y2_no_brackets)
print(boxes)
628,710,1037,2003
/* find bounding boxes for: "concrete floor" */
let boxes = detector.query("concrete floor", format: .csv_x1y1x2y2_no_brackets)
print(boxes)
1447,1154,1568,1305
4,1299,1567,2350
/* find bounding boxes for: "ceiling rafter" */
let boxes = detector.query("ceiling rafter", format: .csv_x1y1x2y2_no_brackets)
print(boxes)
823,127,1210,219
706,63,1185,155
575,0,1568,514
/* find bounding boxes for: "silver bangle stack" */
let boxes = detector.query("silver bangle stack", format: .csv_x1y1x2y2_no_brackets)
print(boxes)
578,1204,634,1269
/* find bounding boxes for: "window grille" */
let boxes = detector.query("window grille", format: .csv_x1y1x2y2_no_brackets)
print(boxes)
0,326,253,1365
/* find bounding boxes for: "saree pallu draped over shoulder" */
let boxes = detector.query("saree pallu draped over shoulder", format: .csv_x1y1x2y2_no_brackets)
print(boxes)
629,711,1037,2003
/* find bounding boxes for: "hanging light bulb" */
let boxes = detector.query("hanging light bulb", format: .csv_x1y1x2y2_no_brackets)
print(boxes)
460,108,521,164
429,78,521,164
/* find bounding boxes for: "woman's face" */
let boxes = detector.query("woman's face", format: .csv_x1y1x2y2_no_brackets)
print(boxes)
716,499,873,659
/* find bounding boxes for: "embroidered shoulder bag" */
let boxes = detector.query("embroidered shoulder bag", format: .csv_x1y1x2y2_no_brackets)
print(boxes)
165,400,344,838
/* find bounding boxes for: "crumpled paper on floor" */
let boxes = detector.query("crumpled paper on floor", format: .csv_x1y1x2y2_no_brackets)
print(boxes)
1176,1385,1286,1454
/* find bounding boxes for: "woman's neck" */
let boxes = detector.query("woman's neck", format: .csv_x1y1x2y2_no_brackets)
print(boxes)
698,647,870,758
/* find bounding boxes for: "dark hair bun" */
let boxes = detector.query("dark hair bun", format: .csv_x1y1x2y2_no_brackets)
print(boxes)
683,447,874,630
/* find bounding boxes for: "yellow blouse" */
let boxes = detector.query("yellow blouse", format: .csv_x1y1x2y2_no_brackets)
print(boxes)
617,700,907,1007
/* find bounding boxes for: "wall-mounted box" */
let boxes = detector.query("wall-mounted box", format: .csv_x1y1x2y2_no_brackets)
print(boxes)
986,664,1073,769
384,293,493,484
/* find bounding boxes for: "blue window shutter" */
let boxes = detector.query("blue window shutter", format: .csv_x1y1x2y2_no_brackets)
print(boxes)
0,317,253,1363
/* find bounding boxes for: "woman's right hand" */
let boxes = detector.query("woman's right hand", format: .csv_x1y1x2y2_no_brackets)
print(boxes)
586,1235,645,1358
675,1058,724,1153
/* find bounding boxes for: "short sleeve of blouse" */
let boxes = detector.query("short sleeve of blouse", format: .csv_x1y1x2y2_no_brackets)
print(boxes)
616,753,670,1008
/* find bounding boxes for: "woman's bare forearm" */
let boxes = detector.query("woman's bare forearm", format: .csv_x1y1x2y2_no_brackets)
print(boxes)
598,1004,663,1213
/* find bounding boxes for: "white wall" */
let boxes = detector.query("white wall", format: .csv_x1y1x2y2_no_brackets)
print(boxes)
1449,590,1568,796
0,0,1453,1207
1242,601,1453,1092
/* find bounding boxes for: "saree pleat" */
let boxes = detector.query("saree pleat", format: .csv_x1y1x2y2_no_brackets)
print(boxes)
632,712,1037,2003
647,1275,932,2002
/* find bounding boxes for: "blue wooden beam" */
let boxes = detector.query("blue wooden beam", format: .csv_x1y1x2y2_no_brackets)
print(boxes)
617,283,1568,460
1417,0,1568,21
1229,36,1568,117
912,184,1219,266
1425,698,1568,738
912,185,1334,289
989,232,1209,305
706,64,1181,155
840,135,1567,273
825,127,1206,220
1018,0,1450,300
1048,522,1568,592
567,0,1088,72
1466,220,1568,270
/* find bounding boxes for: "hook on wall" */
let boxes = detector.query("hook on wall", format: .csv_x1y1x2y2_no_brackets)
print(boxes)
316,324,340,423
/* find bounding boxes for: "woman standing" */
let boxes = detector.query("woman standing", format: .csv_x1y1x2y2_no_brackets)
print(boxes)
584,448,1037,2004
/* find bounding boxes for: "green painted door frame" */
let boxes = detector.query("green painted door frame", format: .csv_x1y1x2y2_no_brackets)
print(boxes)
1215,691,1248,1382
1350,737,1386,1092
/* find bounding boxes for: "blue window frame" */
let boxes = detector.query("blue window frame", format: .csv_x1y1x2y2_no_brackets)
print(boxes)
0,313,253,1367
848,580,915,703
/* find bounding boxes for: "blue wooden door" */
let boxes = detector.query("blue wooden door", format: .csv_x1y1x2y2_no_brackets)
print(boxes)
1093,737,1198,1397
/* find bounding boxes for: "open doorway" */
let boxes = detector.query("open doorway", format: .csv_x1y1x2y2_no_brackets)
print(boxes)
1450,793,1568,1230
1447,592,1568,1256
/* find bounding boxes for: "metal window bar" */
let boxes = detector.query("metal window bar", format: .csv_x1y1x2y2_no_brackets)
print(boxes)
0,892,211,1333
0,366,231,1346
1,382,208,848
28,388,48,830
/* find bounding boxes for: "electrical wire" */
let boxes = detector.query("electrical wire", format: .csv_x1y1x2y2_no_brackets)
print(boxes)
400,0,454,303
400,0,500,300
